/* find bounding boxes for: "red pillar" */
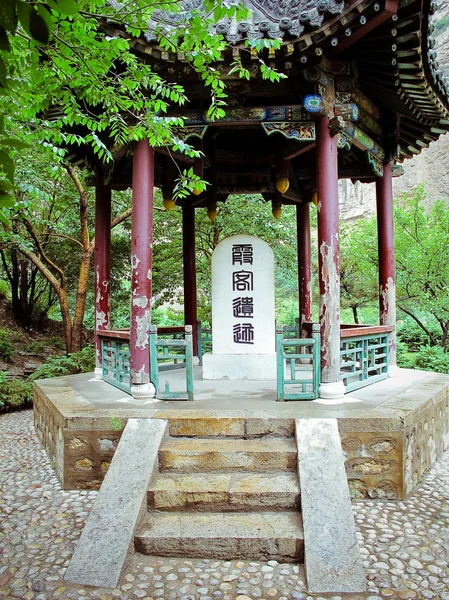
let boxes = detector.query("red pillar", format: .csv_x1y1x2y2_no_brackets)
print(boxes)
376,160,397,367
296,202,313,334
94,171,111,378
130,140,155,397
183,204,198,357
316,117,345,398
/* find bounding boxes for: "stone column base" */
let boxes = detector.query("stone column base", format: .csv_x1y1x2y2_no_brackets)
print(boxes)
130,383,158,402
388,365,401,378
94,367,103,380
318,380,345,401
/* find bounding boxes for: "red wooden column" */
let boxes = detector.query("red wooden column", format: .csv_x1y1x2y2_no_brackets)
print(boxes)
316,117,345,399
376,160,397,368
296,202,313,333
94,170,111,379
182,203,198,357
130,140,156,399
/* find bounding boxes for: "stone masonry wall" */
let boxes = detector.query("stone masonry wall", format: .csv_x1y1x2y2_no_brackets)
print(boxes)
340,388,449,500
33,383,65,483
404,391,449,496
33,384,124,490
341,432,404,500
64,428,123,490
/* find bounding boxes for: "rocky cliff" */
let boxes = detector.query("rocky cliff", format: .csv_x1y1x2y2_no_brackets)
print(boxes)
339,2,449,220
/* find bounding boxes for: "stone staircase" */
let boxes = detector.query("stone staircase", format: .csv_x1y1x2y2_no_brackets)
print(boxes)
134,421,304,562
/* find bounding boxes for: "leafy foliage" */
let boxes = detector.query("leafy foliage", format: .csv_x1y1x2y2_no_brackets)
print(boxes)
0,372,33,411
29,344,95,381
397,317,441,351
0,344,95,412
0,327,15,361
414,345,449,374
0,0,286,218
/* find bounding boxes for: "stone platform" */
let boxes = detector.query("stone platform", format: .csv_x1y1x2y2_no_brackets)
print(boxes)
33,367,449,499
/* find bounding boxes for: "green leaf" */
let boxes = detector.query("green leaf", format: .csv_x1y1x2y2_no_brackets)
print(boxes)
0,56,8,90
16,1,32,37
0,115,4,133
0,25,11,52
0,190,15,207
29,6,50,44
0,179,13,192
0,137,31,150
35,5,53,41
0,149,15,182
0,0,17,33
48,0,80,16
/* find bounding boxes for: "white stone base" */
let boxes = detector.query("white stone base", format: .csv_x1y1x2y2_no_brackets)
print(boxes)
388,365,401,378
318,380,345,401
94,367,103,380
202,353,277,381
130,383,158,401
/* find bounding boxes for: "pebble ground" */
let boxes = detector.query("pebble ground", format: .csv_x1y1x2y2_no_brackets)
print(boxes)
1,410,449,600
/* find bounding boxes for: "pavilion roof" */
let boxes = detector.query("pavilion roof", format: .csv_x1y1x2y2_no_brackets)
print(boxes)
57,0,449,190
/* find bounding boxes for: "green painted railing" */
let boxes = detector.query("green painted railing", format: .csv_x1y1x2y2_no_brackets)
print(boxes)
282,318,301,340
197,322,212,365
150,324,194,401
101,334,131,394
340,329,389,392
276,323,320,401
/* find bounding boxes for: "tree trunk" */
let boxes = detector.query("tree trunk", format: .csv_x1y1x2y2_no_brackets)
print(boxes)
398,304,438,346
71,249,93,352
352,305,359,324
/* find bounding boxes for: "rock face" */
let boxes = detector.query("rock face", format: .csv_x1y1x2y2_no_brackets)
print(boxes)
339,3,449,220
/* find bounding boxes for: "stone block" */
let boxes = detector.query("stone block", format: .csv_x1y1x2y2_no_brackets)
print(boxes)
159,437,297,472
135,511,304,562
166,414,246,437
148,472,300,511
64,418,168,588
296,418,366,593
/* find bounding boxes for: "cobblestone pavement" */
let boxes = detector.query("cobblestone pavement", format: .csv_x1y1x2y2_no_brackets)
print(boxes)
1,410,449,600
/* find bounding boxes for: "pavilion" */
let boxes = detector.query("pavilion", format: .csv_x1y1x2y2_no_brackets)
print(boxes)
64,0,449,401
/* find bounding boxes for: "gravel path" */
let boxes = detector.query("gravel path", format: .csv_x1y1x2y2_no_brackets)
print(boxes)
1,410,449,600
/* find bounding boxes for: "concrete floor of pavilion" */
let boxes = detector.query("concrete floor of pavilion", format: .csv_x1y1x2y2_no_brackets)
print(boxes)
62,366,442,416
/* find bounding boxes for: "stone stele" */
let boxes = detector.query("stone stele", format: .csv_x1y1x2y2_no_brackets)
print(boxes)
203,234,276,380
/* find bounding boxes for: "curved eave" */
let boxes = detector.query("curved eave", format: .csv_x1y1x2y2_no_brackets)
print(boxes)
108,1,387,64
352,0,449,160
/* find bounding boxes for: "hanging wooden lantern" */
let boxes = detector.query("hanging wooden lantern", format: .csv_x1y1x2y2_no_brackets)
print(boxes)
163,197,175,211
276,177,290,194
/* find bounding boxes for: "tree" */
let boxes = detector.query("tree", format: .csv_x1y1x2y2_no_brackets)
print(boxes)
0,0,285,217
394,186,449,350
339,219,378,324
0,143,134,352
338,185,449,349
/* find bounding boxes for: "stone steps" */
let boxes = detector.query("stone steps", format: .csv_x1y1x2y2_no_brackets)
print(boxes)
134,511,304,562
158,437,297,472
134,428,303,562
148,471,300,511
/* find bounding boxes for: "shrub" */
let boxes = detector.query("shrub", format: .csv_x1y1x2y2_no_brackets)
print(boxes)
396,341,418,369
414,346,449,375
29,345,96,381
0,328,15,362
1,345,96,413
397,317,441,351
23,340,49,354
0,372,33,411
